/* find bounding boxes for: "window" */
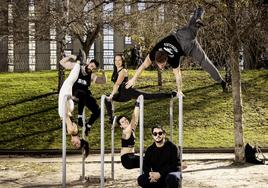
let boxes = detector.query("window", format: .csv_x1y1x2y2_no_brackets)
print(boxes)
103,2,114,70
88,44,95,60
28,1,35,71
125,36,132,45
125,1,131,14
138,0,145,11
103,25,114,70
8,3,14,72
159,4,164,22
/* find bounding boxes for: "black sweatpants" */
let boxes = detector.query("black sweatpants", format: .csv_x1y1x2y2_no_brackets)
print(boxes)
121,153,140,169
73,89,100,125
105,85,171,120
137,172,181,188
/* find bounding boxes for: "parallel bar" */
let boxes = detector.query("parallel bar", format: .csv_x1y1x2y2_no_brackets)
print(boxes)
170,98,174,142
178,95,183,161
62,95,68,188
139,95,144,175
111,116,117,180
100,95,106,188
178,94,183,188
81,108,86,180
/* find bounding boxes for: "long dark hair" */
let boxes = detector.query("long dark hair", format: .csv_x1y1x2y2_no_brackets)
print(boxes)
111,54,126,83
80,139,89,158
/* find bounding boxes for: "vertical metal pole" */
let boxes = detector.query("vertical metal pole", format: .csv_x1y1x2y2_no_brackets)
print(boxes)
81,108,86,180
62,95,67,188
170,98,174,142
178,95,183,161
139,95,144,175
178,94,183,188
100,95,105,188
111,116,117,180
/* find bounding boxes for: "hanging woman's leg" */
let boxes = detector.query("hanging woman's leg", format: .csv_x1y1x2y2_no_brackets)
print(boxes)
121,153,140,169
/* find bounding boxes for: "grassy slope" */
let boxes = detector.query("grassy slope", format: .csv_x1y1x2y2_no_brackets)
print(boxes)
0,69,267,150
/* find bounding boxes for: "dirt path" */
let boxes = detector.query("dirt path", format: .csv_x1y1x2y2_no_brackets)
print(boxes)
0,153,267,188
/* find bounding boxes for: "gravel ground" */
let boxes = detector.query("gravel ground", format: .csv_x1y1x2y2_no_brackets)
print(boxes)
0,153,267,188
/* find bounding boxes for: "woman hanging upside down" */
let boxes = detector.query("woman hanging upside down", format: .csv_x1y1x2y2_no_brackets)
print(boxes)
58,56,89,158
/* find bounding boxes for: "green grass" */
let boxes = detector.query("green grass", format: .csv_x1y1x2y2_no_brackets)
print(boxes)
0,69,267,150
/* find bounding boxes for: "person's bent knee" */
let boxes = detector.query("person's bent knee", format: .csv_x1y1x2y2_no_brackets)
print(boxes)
165,173,180,188
137,174,148,187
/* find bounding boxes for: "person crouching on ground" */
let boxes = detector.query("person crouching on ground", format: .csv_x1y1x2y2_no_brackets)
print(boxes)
137,126,181,188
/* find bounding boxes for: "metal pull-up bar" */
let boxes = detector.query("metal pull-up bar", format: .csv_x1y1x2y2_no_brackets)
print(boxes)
62,95,87,187
100,95,144,187
62,95,68,188
139,95,144,175
178,94,183,163
169,95,183,157
170,94,184,188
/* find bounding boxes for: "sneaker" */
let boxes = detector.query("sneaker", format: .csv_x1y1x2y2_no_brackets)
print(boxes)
109,116,115,124
76,49,86,65
171,91,177,98
77,117,83,127
84,123,91,136
221,81,228,92
80,139,89,158
195,18,205,28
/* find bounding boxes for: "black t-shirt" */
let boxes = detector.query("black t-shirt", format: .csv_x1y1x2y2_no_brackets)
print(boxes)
149,35,184,68
72,66,92,91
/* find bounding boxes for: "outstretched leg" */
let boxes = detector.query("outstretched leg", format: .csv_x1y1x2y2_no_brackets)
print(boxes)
189,40,224,84
188,6,205,34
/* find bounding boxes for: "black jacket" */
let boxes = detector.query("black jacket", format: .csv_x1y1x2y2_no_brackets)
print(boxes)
143,140,180,177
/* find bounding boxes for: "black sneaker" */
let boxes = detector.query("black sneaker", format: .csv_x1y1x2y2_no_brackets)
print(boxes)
195,18,205,28
80,139,89,158
109,116,115,124
84,123,91,136
171,91,177,98
221,81,228,92
78,117,83,127
76,49,86,65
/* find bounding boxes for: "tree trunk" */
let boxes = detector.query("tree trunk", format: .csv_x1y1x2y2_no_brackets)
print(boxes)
58,41,65,92
226,0,245,163
230,51,245,163
57,0,67,92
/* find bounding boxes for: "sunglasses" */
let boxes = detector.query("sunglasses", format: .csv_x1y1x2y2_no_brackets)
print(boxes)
152,131,163,137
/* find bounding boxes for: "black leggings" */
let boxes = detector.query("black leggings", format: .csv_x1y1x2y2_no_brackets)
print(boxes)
105,85,171,119
73,89,100,125
121,153,140,169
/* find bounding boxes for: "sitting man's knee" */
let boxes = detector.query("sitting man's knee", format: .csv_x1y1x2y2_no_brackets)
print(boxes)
137,174,147,187
165,173,181,188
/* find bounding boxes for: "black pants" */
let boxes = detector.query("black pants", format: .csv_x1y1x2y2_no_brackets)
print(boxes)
105,85,171,120
121,153,140,169
137,172,181,188
73,89,100,125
